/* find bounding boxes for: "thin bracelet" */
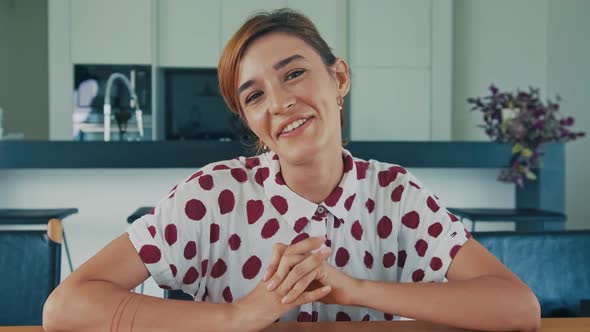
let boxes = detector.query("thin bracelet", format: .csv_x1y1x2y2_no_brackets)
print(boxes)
129,296,145,332
117,295,138,332
111,293,132,332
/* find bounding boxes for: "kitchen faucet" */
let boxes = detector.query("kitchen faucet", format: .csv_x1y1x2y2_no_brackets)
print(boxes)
103,72,144,141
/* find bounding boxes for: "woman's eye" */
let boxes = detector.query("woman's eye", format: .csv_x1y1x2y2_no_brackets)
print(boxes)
246,91,263,104
286,69,305,81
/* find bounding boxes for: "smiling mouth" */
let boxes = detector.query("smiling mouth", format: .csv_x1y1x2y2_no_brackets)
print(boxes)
278,117,313,138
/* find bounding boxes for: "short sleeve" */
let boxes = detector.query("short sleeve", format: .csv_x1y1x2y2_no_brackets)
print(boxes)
126,176,207,297
396,173,470,283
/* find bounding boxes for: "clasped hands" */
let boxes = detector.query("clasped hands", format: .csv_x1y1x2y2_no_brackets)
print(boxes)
232,236,362,330
262,236,359,306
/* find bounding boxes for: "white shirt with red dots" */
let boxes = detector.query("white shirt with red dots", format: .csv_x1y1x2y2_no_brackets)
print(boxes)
127,148,471,322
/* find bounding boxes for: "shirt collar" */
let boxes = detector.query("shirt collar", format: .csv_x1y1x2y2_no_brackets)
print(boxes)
320,148,359,220
260,148,360,231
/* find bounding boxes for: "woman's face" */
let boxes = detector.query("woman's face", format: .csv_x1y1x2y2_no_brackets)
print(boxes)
237,32,349,164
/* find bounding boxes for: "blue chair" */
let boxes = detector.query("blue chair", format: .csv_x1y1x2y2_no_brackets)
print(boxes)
474,230,590,317
128,207,193,301
0,209,78,272
0,218,64,325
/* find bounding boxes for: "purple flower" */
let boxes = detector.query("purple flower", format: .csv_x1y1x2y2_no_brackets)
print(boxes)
533,108,545,117
560,127,570,136
468,85,585,187
490,84,499,95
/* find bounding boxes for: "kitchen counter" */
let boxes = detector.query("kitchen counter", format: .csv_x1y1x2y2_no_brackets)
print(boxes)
0,140,553,169
0,140,564,224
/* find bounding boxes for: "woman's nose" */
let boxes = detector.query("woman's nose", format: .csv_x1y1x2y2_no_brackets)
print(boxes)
268,85,295,114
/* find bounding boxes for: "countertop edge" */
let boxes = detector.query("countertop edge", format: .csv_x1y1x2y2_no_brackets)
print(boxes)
0,141,564,169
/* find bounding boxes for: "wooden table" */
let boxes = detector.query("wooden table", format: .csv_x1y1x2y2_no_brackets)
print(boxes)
1,318,588,332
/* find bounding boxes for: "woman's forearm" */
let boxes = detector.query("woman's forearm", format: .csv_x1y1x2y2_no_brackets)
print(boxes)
43,280,238,332
353,276,540,332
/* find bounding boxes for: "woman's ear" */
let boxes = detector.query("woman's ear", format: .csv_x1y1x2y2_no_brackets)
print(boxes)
332,58,351,98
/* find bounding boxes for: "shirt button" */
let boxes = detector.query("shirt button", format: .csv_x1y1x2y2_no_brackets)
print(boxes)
317,206,325,214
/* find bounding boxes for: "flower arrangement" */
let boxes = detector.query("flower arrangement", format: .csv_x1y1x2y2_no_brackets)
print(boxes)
468,85,585,187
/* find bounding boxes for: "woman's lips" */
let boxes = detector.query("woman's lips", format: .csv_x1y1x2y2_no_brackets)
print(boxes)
279,117,313,138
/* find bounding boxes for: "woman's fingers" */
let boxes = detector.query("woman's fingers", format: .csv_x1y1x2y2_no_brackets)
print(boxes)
275,247,332,296
280,264,328,304
290,284,332,307
265,236,325,285
263,242,287,281
285,236,325,256
266,253,306,290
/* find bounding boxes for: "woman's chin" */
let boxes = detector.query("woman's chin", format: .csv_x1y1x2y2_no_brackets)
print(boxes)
278,142,321,165
273,127,338,165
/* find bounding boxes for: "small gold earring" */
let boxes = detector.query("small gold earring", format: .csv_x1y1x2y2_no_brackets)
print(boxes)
337,96,343,111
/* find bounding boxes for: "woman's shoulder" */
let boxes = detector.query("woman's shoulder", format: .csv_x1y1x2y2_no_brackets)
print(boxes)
351,154,420,188
171,154,270,195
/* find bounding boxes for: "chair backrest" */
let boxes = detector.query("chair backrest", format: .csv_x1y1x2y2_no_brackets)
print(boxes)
0,220,62,325
474,230,590,317
165,289,195,301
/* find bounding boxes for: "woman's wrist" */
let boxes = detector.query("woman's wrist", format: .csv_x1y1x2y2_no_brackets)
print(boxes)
228,300,259,332
225,302,253,332
351,278,395,309
230,296,281,332
348,277,372,307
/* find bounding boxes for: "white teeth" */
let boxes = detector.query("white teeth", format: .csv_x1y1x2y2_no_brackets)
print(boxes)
281,118,308,134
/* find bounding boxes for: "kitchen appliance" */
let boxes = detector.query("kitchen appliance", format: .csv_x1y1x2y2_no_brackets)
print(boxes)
164,68,249,141
73,65,151,141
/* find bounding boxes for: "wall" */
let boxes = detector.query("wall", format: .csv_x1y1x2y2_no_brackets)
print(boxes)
0,0,48,140
547,0,590,230
452,0,548,141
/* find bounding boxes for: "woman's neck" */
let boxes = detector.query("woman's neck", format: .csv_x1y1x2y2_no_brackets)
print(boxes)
279,146,344,204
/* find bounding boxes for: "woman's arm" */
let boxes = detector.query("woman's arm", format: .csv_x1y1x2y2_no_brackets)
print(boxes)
351,238,541,332
43,234,239,332
43,233,329,332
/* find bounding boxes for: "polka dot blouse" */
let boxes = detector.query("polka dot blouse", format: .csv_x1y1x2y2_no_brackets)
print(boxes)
127,148,471,322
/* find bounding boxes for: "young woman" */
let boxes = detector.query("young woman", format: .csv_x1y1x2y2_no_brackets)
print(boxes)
43,8,540,332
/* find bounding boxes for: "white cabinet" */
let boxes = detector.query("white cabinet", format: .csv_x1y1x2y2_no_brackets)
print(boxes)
69,0,348,67
285,0,348,59
350,0,431,67
70,0,152,64
52,0,451,141
351,68,431,140
349,0,444,141
158,0,221,67
221,0,288,47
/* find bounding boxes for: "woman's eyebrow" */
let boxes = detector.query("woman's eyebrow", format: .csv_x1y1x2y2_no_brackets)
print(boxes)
238,80,254,97
273,54,305,70
238,54,307,97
